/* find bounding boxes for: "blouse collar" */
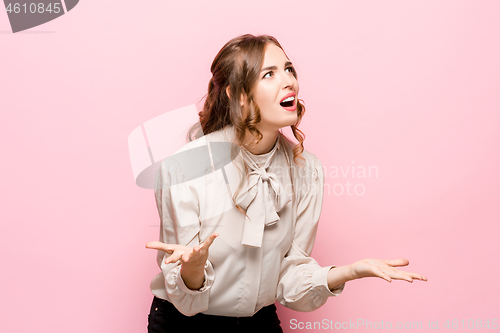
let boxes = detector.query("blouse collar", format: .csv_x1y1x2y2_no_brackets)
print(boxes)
240,135,281,167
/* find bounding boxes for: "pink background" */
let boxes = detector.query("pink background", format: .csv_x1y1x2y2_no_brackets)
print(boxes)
1,0,499,332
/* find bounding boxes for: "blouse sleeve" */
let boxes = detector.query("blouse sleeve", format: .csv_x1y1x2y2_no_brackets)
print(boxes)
276,154,345,312
154,157,215,316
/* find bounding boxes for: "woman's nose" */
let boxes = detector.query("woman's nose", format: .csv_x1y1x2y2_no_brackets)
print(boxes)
281,73,296,90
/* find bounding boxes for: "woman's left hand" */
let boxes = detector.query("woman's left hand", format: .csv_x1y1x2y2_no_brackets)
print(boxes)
349,258,427,283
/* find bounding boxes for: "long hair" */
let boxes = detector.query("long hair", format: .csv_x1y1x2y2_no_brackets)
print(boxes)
187,34,307,213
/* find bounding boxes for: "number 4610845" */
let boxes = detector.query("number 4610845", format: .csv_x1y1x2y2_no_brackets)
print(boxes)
6,3,62,14
444,319,498,330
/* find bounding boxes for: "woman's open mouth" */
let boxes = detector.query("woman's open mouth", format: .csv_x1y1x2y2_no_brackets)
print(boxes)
280,93,297,111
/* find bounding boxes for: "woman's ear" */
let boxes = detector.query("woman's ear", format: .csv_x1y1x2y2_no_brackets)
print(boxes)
227,86,247,107
240,93,246,107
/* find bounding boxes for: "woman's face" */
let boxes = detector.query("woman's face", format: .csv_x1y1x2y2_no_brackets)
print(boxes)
250,43,299,132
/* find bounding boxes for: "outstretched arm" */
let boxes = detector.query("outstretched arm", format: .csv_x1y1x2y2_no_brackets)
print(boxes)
327,258,427,290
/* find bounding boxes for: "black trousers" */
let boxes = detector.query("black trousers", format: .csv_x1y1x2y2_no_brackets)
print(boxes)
148,296,283,333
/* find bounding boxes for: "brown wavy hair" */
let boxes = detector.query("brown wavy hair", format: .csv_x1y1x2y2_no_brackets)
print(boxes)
187,34,307,212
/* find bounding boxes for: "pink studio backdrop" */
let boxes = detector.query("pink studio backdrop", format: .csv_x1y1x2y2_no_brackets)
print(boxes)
1,1,499,332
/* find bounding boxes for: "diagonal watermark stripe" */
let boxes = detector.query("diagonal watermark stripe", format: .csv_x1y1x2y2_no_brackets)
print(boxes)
128,105,242,227
3,0,79,33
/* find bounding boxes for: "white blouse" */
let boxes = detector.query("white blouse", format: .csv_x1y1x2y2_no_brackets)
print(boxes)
149,125,345,317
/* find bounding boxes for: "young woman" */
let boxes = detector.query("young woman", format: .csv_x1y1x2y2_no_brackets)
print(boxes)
145,34,427,333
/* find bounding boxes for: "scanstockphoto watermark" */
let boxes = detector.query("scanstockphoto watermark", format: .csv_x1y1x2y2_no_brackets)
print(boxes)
290,318,423,330
289,318,499,330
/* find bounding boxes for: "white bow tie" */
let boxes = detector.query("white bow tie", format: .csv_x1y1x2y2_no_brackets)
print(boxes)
234,142,291,247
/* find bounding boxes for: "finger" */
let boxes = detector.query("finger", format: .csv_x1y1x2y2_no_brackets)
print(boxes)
388,268,427,282
186,246,204,262
385,270,414,283
373,268,392,283
181,249,194,263
384,259,409,267
411,273,427,281
165,255,178,265
406,272,427,281
201,233,219,249
165,251,183,265
146,242,177,255
146,241,171,252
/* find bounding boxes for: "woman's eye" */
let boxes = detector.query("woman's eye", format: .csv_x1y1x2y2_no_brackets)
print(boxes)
263,71,273,79
285,67,295,74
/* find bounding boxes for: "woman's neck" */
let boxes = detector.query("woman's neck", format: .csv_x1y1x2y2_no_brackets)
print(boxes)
242,128,279,155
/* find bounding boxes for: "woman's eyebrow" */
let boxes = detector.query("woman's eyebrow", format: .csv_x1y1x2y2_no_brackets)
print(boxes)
261,61,293,72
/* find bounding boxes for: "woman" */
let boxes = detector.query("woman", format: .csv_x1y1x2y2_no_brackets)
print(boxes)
145,34,427,332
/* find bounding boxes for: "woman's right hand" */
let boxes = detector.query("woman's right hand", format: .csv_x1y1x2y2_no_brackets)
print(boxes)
145,233,218,290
